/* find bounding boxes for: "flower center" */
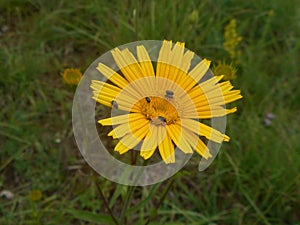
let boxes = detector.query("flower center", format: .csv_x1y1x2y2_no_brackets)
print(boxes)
138,96,179,126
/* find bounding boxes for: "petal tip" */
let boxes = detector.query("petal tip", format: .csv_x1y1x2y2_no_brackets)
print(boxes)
224,135,230,142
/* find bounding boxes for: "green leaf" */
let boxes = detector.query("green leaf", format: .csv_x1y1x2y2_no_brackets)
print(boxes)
109,184,127,208
125,183,161,216
66,208,118,225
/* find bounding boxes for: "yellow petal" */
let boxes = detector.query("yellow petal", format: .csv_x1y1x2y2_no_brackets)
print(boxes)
181,127,199,148
179,75,241,118
115,76,155,104
91,80,121,93
107,116,148,139
168,52,195,90
136,45,156,91
158,133,175,164
92,82,144,112
169,42,192,91
140,125,168,160
137,45,155,76
90,80,120,106
196,75,224,95
218,81,234,92
118,124,149,149
140,124,161,151
111,48,143,82
98,113,145,126
222,90,243,104
180,50,194,73
140,147,156,160
91,96,111,108
108,124,128,139
187,59,211,84
172,58,211,92
176,69,216,100
96,63,128,88
204,90,242,105
156,40,173,78
114,141,131,154
181,76,223,103
166,123,193,154
156,41,202,93
168,42,185,79
181,118,230,142
182,106,237,119
91,81,139,110
92,94,114,107
194,140,212,159
181,128,211,159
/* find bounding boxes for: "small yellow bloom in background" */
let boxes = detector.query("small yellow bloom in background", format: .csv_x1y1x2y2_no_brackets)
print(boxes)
212,61,237,81
91,40,242,164
223,19,242,60
188,10,199,23
29,190,42,202
62,68,82,85
268,9,274,17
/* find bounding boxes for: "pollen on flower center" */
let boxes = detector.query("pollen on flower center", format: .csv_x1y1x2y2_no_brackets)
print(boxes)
137,96,179,126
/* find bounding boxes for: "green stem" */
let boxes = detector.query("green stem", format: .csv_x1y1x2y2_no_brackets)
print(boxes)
145,177,175,225
93,177,120,225
120,185,136,224
130,150,138,165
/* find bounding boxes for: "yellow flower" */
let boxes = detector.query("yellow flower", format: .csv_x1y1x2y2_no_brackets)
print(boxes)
91,40,242,164
223,19,242,60
62,68,82,85
188,10,199,23
29,190,42,202
212,61,237,81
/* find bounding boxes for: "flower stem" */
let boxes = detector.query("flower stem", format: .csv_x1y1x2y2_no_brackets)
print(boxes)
145,177,175,225
120,185,136,224
93,177,120,225
130,150,138,165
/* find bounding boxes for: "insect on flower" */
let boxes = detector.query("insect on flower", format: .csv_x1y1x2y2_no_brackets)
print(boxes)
145,97,151,103
111,100,118,109
158,116,167,123
165,90,174,99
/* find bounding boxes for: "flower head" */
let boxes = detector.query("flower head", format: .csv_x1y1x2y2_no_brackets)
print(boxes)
212,61,237,81
91,40,242,164
62,68,82,85
29,190,42,202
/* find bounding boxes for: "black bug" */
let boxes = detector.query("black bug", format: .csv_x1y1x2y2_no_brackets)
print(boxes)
165,90,174,98
158,116,167,123
145,97,151,103
111,100,118,109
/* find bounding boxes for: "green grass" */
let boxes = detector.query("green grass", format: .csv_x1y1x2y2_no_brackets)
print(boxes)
0,0,299,224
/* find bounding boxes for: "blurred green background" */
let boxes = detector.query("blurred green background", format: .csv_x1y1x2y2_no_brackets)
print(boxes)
0,0,299,224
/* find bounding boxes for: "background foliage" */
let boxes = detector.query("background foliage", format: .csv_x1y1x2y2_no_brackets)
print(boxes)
0,0,299,224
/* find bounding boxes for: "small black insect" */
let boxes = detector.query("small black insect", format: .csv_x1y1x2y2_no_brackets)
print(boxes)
111,100,118,109
145,97,151,103
165,90,174,98
158,116,167,123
